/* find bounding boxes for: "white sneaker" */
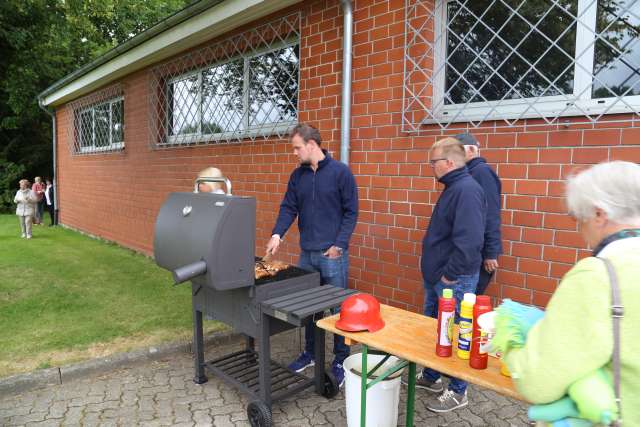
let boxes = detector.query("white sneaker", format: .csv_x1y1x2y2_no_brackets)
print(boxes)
26,235,32,239
21,233,26,238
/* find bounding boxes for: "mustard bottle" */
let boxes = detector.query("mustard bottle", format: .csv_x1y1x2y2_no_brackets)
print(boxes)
457,293,475,359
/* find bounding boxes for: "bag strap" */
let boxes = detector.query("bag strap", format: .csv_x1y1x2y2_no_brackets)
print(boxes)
601,257,623,426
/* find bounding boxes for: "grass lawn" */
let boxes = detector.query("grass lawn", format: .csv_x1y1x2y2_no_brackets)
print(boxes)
0,214,225,378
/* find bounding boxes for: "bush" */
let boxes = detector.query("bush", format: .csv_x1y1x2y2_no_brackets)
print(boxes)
0,160,25,213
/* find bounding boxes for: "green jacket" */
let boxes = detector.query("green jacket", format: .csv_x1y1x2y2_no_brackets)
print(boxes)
504,237,640,426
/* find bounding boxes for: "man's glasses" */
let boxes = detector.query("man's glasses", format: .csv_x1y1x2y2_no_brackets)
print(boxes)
429,158,448,166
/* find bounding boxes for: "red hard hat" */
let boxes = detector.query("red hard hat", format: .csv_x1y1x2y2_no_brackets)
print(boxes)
335,293,385,333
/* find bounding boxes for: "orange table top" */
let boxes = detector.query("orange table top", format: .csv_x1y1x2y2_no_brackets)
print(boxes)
317,303,524,401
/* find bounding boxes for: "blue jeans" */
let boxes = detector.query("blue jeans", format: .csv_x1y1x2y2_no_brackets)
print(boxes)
299,249,350,364
422,273,479,394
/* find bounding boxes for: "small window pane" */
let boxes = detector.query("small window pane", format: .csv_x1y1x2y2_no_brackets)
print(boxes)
94,103,110,147
201,60,244,134
169,75,199,136
79,110,93,148
249,45,299,125
111,100,124,143
593,0,640,98
445,0,577,104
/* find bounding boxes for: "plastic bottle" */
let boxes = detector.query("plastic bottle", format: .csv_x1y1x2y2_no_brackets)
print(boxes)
456,293,476,359
436,288,455,357
469,295,492,369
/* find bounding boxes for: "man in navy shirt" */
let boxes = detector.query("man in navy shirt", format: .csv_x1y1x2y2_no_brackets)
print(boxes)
416,137,486,412
455,133,502,295
266,124,358,387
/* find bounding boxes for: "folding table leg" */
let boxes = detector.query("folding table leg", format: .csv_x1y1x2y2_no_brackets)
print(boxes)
406,362,416,427
360,345,368,427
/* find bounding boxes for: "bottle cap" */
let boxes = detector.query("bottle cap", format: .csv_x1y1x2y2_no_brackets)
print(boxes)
442,288,453,299
476,295,491,305
463,293,476,304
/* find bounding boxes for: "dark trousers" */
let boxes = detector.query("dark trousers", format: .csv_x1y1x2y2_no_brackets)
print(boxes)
475,266,495,295
299,249,350,364
46,204,55,226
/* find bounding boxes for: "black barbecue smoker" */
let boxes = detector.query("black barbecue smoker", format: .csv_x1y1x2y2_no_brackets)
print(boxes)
153,177,356,426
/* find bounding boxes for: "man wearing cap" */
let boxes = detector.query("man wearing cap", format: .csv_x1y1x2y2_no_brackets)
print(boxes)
266,123,358,387
417,137,486,412
455,133,502,295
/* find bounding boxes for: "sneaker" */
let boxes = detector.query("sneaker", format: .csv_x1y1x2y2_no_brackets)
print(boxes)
427,389,468,413
331,360,345,388
288,351,315,373
26,235,32,239
21,233,26,238
404,374,444,393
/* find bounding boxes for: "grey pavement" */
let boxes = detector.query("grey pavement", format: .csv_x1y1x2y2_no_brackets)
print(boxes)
0,329,529,426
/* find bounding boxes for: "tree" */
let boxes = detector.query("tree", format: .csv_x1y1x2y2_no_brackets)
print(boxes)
0,0,191,211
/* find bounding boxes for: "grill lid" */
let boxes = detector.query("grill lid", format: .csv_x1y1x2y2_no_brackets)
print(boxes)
153,191,256,291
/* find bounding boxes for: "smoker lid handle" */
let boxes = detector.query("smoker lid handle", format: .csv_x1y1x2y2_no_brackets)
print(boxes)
194,176,232,195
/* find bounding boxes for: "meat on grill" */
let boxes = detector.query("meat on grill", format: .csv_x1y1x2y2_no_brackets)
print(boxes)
254,260,290,279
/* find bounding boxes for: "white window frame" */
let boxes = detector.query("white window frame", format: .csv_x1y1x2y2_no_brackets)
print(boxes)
163,39,299,145
429,0,640,124
76,97,125,153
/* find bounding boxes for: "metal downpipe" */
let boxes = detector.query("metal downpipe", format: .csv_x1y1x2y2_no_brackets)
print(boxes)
37,99,58,224
339,0,353,165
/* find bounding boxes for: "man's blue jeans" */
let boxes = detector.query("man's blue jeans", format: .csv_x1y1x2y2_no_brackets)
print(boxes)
299,249,350,364
422,273,479,394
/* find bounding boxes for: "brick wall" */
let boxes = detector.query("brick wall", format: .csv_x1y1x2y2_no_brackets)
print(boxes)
54,0,640,312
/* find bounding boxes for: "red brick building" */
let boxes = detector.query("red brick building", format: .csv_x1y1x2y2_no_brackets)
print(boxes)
39,0,640,312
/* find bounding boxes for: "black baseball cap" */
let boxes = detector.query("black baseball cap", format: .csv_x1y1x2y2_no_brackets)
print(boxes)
454,133,479,147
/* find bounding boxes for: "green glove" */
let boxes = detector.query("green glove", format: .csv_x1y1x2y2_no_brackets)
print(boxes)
568,369,617,424
528,396,579,422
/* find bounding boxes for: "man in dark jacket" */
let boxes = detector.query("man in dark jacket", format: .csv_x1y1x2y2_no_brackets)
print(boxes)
455,133,502,295
266,123,358,387
417,137,486,412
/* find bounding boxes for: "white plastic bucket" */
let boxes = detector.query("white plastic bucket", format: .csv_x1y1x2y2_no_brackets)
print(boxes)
343,353,404,427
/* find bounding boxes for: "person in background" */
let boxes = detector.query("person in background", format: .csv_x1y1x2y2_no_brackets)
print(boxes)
266,123,358,388
197,167,225,194
44,179,55,226
502,161,640,426
14,179,37,239
454,133,502,294
32,177,45,225
418,137,486,412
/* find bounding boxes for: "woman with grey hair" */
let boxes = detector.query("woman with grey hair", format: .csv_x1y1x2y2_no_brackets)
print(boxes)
14,179,37,239
500,161,640,425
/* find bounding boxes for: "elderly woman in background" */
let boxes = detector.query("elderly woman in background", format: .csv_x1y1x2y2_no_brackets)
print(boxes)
197,167,226,194
501,161,640,425
14,179,37,239
32,176,45,225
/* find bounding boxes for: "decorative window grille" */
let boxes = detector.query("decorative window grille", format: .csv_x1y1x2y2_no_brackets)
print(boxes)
67,84,125,154
403,0,640,131
149,12,300,148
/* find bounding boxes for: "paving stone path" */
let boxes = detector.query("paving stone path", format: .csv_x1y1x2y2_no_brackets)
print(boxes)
1,329,530,426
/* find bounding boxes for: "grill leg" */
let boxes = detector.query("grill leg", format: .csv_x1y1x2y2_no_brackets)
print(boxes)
192,301,208,384
258,312,272,408
314,318,326,395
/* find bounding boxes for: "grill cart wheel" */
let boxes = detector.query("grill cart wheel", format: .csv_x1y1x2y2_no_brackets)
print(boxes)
322,372,340,398
247,400,272,427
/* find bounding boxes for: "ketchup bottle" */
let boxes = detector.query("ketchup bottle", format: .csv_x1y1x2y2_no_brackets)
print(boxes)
470,295,492,369
436,288,455,357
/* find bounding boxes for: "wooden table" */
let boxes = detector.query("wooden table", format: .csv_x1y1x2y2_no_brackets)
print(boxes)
317,304,523,427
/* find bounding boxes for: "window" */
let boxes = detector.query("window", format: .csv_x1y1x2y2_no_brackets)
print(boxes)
164,44,299,144
403,0,640,128
74,97,124,153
